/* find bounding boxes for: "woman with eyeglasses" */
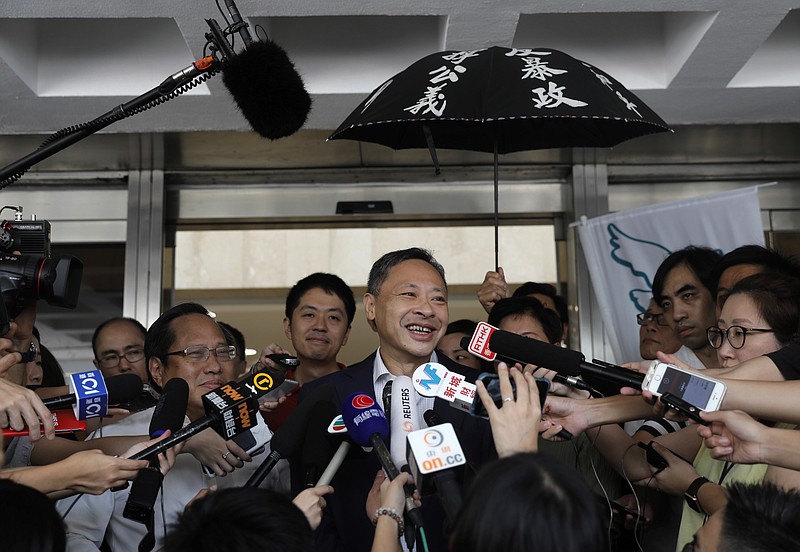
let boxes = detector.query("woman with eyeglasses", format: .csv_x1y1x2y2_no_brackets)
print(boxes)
649,271,800,551
550,272,800,551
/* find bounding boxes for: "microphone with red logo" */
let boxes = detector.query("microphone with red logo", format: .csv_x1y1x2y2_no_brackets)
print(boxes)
466,322,643,390
130,364,284,461
341,393,424,532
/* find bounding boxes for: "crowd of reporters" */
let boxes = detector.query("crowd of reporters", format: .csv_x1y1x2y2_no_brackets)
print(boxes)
1,244,800,552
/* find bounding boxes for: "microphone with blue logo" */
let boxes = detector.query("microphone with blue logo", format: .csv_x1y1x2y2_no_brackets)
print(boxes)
44,370,143,419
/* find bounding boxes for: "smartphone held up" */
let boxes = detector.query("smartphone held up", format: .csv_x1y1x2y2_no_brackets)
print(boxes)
641,360,726,414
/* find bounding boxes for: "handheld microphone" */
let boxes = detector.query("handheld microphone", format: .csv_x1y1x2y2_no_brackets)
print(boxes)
130,364,284,461
389,376,420,470
245,383,334,488
470,323,645,389
408,414,465,527
123,378,190,524
43,372,143,419
382,379,393,418
459,335,593,393
301,400,338,487
341,393,424,531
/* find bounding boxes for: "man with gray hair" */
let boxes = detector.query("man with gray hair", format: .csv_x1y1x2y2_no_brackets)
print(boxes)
297,247,495,552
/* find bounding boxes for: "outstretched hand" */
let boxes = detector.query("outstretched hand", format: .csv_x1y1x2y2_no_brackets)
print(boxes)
697,410,769,464
476,363,540,456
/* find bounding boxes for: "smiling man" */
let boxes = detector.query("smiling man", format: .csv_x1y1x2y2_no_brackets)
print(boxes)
59,303,287,552
263,273,355,431
652,247,722,370
298,247,495,552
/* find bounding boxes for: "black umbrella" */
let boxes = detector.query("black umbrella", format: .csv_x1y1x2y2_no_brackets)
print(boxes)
329,46,672,266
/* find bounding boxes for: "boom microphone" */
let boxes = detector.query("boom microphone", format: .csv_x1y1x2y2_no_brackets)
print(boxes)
222,0,253,45
44,372,144,418
221,39,311,140
245,383,334,488
341,393,424,531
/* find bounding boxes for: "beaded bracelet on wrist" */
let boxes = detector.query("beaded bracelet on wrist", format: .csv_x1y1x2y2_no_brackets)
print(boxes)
372,507,405,536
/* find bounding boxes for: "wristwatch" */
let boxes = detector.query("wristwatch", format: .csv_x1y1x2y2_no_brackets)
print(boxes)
684,476,711,513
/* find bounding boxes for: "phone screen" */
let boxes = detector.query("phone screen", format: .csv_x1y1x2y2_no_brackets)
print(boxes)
656,367,714,407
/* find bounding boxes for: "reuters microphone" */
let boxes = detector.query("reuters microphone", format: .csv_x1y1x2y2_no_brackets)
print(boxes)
389,376,420,470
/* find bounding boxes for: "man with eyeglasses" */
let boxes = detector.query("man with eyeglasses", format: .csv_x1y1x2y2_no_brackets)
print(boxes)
60,302,289,552
92,317,149,382
638,299,682,361
91,317,159,417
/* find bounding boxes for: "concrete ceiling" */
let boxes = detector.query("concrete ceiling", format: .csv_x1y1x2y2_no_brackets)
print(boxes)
1,0,799,138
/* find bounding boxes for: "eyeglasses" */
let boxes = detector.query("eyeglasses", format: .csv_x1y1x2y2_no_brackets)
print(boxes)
706,325,774,350
166,345,237,362
636,312,669,326
98,348,145,368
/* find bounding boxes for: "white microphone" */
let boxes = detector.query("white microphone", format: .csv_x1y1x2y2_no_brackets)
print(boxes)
390,376,420,470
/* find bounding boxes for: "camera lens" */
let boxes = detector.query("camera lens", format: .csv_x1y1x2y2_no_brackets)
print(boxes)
0,253,83,315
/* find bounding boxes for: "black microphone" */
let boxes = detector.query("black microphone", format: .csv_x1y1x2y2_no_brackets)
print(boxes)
341,393,424,532
130,364,284,461
411,411,464,527
487,330,645,389
382,379,393,420
245,383,334,488
459,335,593,393
301,400,337,488
123,378,190,525
43,372,144,412
220,39,311,141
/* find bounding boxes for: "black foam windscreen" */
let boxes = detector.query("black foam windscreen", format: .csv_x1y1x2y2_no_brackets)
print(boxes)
488,329,583,376
221,39,311,140
270,383,333,458
148,378,189,438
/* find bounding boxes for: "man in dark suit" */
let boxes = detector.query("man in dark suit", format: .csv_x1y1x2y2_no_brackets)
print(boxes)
296,247,495,552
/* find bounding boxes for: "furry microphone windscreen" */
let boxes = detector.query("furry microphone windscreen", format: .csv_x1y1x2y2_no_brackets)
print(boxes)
221,39,312,140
